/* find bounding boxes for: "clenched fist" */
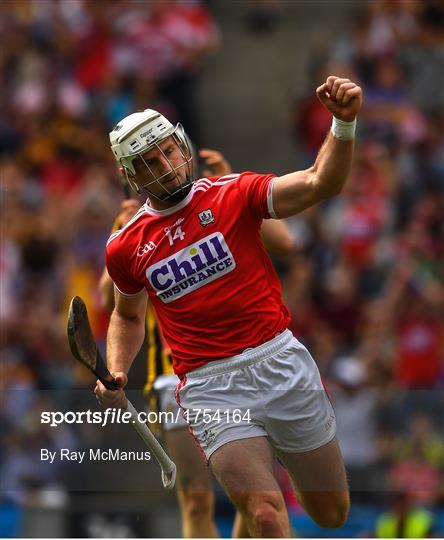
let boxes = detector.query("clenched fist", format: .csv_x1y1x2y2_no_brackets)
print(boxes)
316,76,362,122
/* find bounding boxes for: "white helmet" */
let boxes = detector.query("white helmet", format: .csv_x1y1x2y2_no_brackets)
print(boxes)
109,109,194,203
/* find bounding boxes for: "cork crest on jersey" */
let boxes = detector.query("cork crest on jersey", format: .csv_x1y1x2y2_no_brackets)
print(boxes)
146,232,236,303
198,209,215,226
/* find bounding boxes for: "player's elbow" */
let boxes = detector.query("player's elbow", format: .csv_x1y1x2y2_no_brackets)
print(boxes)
112,307,145,328
315,176,345,199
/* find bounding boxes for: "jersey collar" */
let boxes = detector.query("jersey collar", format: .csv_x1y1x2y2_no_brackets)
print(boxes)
144,187,195,217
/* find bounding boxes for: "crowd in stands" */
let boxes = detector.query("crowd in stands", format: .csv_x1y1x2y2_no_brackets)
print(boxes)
1,0,220,514
285,0,444,520
1,0,442,536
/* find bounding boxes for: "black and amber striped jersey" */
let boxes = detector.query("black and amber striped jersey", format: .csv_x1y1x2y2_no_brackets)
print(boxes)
143,302,174,396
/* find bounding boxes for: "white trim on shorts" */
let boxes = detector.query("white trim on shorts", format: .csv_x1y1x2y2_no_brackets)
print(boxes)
153,374,179,391
186,329,293,379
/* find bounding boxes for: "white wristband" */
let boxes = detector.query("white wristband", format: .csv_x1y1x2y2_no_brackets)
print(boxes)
330,117,356,140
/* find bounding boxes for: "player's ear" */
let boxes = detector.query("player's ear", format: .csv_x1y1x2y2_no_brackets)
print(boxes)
119,166,132,179
121,165,141,195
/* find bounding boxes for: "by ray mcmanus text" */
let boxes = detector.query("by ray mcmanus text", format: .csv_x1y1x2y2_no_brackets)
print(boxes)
41,448,152,463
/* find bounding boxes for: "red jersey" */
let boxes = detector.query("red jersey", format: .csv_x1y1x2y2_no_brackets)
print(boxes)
106,172,291,375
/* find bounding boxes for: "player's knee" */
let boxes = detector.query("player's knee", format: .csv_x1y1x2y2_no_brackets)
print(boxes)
246,495,287,537
314,497,349,529
181,491,214,521
252,503,282,536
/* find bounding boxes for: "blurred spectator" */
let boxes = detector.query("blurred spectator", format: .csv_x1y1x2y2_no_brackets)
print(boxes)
318,261,363,350
111,0,219,144
395,412,444,471
396,2,444,116
245,0,283,35
329,357,381,503
375,491,439,538
389,444,442,507
362,57,427,148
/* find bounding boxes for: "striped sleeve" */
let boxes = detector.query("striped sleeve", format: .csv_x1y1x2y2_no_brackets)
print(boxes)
235,171,277,219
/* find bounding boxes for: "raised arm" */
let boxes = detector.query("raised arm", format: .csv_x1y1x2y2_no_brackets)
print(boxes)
272,76,362,218
200,147,295,255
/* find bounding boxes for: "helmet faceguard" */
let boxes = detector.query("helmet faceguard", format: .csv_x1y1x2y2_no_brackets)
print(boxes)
109,109,194,204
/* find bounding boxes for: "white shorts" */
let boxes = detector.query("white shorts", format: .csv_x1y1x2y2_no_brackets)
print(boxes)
152,374,188,432
175,330,336,460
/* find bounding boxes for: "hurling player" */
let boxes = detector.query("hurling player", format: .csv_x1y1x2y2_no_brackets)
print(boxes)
98,149,294,538
96,76,362,537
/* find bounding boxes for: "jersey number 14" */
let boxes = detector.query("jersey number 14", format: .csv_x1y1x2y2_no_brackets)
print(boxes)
165,225,185,246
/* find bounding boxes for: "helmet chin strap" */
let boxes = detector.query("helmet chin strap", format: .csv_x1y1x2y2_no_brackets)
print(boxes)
124,167,193,204
151,183,193,204
141,178,193,204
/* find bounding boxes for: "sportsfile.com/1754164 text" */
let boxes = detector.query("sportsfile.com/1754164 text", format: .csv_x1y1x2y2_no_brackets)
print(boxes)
40,408,252,428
